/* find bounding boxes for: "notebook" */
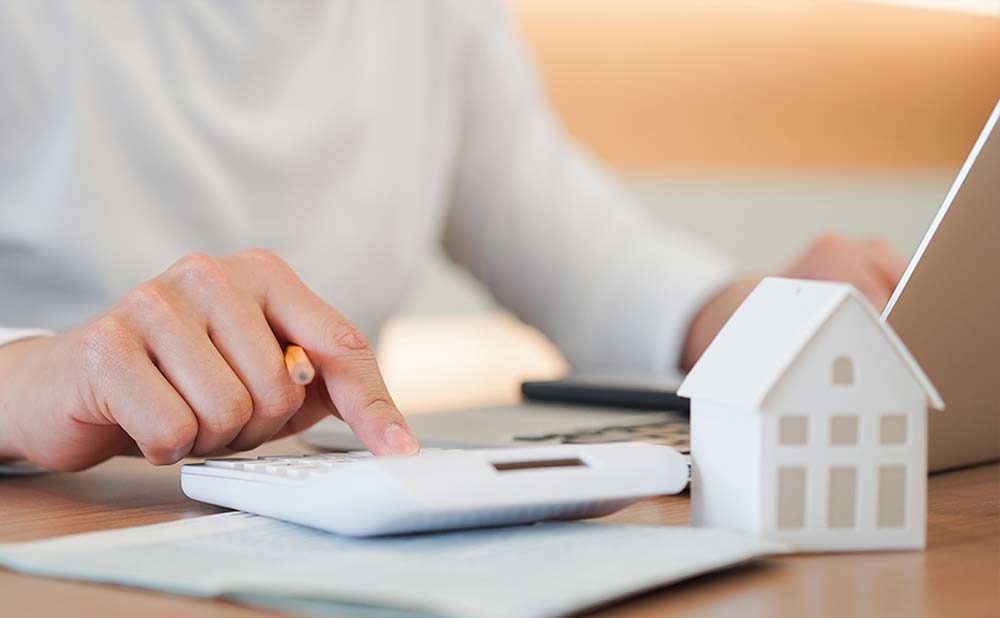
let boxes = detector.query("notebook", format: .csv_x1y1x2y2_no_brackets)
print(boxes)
0,512,786,618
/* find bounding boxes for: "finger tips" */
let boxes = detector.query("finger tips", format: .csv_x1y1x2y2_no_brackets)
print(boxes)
856,274,891,312
859,238,906,285
330,387,418,455
382,422,420,455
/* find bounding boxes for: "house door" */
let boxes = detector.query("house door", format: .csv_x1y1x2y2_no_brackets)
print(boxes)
777,467,806,529
827,467,857,528
878,465,907,527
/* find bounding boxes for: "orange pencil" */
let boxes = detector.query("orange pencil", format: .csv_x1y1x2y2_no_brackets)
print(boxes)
284,345,315,385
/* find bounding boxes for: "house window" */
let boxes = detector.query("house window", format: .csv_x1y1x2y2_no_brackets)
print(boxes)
827,467,857,528
832,356,855,386
830,415,859,445
777,467,807,529
779,416,808,446
878,466,907,527
880,414,908,444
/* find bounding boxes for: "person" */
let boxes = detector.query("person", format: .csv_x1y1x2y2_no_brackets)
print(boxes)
0,2,905,472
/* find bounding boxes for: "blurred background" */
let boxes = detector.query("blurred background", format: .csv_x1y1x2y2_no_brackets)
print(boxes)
379,0,1000,411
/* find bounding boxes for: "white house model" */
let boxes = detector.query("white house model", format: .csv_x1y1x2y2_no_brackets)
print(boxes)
677,277,944,552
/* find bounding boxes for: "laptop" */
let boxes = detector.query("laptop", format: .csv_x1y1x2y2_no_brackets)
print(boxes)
303,99,1000,473
882,100,1000,472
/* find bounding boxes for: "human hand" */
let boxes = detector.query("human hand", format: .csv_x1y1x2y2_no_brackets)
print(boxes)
681,233,907,370
0,250,419,471
779,233,906,310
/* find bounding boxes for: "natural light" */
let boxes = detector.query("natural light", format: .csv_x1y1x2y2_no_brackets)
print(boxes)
864,0,1000,15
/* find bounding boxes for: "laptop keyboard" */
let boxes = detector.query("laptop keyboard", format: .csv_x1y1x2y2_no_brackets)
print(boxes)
510,418,690,454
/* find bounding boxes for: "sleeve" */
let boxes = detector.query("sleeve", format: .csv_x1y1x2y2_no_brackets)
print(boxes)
442,2,737,374
0,328,52,474
0,328,53,348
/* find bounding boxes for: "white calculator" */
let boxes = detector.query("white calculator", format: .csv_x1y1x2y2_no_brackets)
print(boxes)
181,442,689,537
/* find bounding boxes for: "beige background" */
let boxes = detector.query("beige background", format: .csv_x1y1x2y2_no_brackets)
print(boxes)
512,0,1000,172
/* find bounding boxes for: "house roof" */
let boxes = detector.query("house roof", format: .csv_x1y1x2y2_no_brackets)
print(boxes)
677,277,945,410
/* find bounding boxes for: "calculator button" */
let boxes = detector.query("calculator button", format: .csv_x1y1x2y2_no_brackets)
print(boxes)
324,458,360,467
239,462,277,473
203,458,253,470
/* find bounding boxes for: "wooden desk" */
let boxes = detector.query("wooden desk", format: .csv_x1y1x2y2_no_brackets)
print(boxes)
1,439,996,618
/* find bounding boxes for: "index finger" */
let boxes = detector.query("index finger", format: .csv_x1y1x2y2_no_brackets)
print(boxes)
226,251,419,456
860,239,907,291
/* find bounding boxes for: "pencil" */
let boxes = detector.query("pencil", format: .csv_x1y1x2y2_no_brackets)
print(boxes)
284,344,315,385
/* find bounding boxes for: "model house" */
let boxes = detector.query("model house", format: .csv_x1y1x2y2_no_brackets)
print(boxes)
678,277,944,551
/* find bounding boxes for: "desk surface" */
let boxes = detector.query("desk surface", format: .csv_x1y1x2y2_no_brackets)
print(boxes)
1,436,997,618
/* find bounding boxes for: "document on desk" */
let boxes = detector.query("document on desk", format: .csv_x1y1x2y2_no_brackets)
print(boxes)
0,512,785,618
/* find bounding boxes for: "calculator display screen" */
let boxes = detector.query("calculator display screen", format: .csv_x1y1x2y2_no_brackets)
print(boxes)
491,458,587,472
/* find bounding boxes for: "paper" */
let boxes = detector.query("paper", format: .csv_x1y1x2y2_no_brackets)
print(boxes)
0,512,786,618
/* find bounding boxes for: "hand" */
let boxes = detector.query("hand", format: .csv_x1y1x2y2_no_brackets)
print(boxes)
0,250,419,471
780,233,906,310
681,233,907,370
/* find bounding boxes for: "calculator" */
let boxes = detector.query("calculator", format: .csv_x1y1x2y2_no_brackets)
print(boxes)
181,442,689,537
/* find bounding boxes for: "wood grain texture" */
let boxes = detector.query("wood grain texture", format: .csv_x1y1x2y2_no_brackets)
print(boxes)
512,0,1000,171
1,437,997,617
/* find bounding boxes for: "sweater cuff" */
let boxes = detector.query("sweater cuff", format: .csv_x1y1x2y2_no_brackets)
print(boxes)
0,328,54,348
0,329,54,475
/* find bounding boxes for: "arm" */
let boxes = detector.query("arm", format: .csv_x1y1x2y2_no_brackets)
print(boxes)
443,2,735,374
443,3,909,374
